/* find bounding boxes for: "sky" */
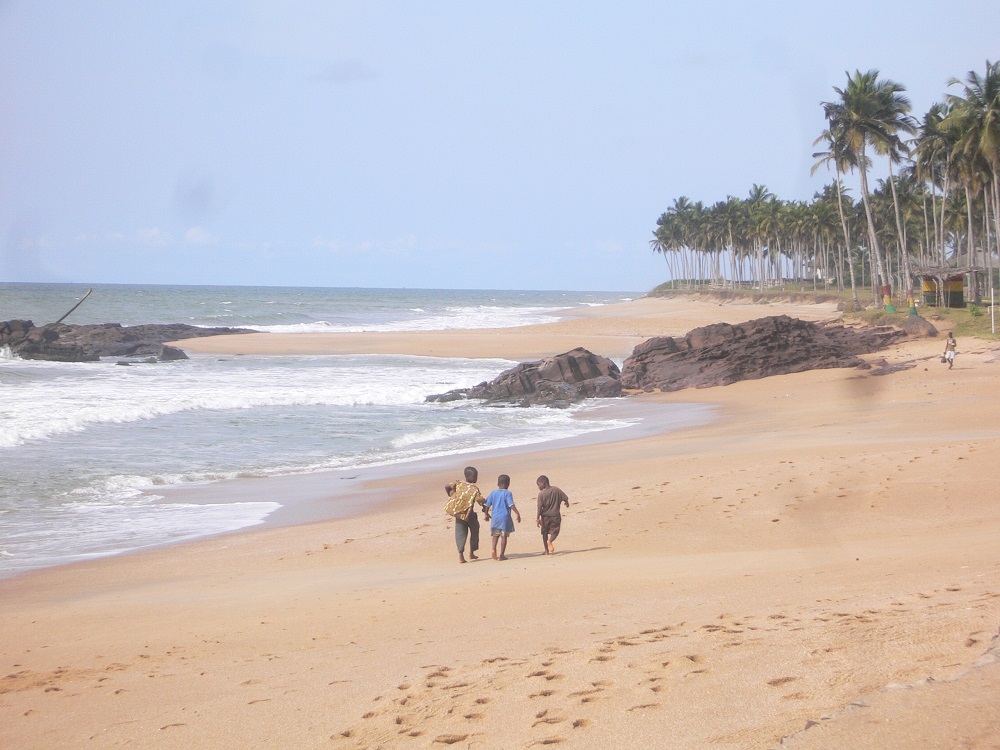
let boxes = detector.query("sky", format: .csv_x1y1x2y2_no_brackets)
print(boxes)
1,2,998,292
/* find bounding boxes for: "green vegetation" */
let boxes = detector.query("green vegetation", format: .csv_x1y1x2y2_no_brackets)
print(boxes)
917,304,999,339
649,283,1000,339
649,61,1000,313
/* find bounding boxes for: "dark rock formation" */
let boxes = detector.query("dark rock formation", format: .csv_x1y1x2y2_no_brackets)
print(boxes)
620,315,906,392
0,320,253,362
1,319,98,362
158,344,190,362
898,315,938,337
427,347,621,408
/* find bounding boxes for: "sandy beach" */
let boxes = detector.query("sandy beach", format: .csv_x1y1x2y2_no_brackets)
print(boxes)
2,295,999,749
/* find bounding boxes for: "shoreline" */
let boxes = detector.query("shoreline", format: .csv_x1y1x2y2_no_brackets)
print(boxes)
150,398,717,534
4,297,1000,749
169,295,842,360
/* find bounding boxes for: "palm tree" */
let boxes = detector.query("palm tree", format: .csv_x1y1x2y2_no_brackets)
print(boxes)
822,70,915,310
945,60,1000,293
914,103,956,265
745,184,774,291
813,128,863,309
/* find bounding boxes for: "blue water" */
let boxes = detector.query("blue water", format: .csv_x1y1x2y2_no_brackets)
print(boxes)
0,283,698,578
0,283,627,331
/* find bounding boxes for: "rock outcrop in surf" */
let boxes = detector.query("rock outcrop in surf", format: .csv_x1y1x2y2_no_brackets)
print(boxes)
619,315,907,392
425,317,911,406
0,320,253,362
427,347,622,408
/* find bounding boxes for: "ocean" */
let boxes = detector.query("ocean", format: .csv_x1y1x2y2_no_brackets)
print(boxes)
0,283,709,578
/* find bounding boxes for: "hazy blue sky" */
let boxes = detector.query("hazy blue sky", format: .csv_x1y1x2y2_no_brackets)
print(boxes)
1,2,997,291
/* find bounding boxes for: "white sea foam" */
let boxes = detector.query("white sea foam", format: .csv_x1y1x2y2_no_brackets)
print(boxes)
242,305,566,333
0,495,280,574
0,355,512,448
391,423,481,448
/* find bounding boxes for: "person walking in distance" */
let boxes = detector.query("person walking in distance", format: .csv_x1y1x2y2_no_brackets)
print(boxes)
535,475,569,555
943,332,957,369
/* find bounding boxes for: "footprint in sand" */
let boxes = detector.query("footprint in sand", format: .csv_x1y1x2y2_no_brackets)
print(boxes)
767,676,799,687
529,690,555,698
533,709,567,727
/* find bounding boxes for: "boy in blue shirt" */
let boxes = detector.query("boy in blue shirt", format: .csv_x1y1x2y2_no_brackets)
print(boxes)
483,474,521,561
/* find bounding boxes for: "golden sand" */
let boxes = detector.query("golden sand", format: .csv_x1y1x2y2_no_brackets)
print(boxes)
2,296,998,749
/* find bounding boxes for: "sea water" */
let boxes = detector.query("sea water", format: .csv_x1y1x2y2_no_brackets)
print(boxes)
0,284,703,578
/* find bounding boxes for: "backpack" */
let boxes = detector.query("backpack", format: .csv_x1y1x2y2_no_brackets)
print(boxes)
444,482,474,520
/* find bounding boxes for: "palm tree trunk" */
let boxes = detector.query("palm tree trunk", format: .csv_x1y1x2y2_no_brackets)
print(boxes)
858,156,892,308
965,183,978,302
923,192,933,267
940,172,951,264
886,162,912,306
833,168,861,310
989,174,1000,291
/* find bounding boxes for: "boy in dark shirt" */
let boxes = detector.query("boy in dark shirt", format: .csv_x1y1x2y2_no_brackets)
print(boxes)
535,475,569,555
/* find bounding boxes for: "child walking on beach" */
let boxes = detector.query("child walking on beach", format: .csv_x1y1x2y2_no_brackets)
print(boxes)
445,466,486,564
483,474,521,561
536,475,569,555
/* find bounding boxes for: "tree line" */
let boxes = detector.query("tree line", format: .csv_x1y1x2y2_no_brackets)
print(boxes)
650,61,1000,309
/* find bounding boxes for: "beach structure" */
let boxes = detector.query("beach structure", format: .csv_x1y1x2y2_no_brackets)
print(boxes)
912,265,987,308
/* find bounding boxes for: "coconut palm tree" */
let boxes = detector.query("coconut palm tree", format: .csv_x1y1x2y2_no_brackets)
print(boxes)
812,128,863,309
945,60,1000,287
914,103,956,265
744,184,774,291
822,70,915,310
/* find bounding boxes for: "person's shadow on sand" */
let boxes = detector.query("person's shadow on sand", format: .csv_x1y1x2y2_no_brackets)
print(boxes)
490,546,610,560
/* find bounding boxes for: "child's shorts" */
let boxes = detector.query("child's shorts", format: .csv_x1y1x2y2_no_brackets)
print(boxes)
490,529,510,538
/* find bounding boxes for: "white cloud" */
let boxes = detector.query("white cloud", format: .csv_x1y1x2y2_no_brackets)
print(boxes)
184,226,215,245
314,59,379,85
18,236,48,249
137,227,169,247
353,235,417,256
312,236,417,255
312,237,341,252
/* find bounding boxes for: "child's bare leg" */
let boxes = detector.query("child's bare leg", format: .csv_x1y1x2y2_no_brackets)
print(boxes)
457,519,468,563
491,535,499,560
499,535,508,560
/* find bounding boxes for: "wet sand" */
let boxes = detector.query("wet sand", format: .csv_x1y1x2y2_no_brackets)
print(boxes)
2,296,999,749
